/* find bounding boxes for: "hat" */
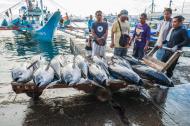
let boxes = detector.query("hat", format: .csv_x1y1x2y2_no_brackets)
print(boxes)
120,9,128,17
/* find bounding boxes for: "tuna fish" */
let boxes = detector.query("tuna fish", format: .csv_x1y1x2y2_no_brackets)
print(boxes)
92,56,110,76
132,65,174,87
61,63,81,85
122,56,142,65
50,55,66,79
108,63,143,86
33,63,55,87
88,63,109,86
11,55,42,83
50,55,75,76
110,56,132,70
75,55,89,78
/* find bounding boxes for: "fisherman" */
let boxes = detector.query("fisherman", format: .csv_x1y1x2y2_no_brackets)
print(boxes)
91,10,108,58
103,17,107,23
155,8,173,60
63,12,71,28
85,34,93,57
44,11,51,23
160,15,190,78
110,9,130,56
87,15,94,32
129,13,150,60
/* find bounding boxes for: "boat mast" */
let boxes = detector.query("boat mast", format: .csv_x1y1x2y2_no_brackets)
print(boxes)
169,0,172,8
151,0,155,13
182,0,185,13
40,0,44,25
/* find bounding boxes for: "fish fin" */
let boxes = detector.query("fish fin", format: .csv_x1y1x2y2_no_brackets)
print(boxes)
45,62,51,71
27,60,38,69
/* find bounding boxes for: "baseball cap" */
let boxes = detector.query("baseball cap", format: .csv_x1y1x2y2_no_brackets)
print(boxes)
120,9,128,17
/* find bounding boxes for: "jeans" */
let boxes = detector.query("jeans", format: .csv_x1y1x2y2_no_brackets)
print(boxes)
161,50,179,78
133,46,145,60
156,44,167,60
114,48,128,56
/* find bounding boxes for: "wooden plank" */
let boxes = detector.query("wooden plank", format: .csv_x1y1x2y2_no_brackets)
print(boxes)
11,79,131,94
143,58,163,71
143,56,166,67
147,46,159,57
143,46,183,72
161,51,182,72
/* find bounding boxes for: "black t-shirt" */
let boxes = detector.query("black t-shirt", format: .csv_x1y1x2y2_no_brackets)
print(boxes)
92,21,108,38
167,26,190,49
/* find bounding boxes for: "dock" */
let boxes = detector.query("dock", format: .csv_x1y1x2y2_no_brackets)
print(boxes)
0,29,190,126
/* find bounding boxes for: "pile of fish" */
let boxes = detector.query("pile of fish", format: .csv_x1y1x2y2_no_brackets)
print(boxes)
11,54,174,88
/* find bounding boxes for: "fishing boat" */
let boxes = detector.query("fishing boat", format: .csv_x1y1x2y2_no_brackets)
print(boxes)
0,0,61,42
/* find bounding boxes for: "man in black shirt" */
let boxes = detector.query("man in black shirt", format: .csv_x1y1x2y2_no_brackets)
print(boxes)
161,15,190,78
91,10,108,58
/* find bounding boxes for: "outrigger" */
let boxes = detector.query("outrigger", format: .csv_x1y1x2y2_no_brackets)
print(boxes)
0,0,61,42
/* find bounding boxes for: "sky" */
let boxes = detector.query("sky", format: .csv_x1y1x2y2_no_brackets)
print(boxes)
0,0,190,17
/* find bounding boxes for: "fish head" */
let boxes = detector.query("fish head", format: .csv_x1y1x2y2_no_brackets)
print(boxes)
11,67,33,82
33,66,54,87
33,74,44,87
64,74,73,85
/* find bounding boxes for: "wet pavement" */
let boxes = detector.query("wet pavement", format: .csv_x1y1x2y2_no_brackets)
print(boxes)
1,82,190,126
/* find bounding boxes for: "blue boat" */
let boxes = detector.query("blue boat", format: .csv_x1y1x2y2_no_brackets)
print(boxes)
9,0,61,42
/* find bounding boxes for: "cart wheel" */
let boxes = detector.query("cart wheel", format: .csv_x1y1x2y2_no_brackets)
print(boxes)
95,88,112,102
26,92,42,100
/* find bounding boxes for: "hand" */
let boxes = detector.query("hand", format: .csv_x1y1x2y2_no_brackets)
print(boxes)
96,38,101,44
171,45,178,52
144,46,149,51
110,42,114,48
125,44,130,48
128,40,132,45
157,44,163,48
155,43,162,48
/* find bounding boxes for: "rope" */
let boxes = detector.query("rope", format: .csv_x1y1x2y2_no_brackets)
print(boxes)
0,1,23,16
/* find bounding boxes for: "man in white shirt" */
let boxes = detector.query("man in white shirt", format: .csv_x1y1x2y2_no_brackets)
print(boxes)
156,8,172,60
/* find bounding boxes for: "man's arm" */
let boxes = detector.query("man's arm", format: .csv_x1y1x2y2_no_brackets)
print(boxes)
101,29,108,40
156,22,162,36
177,29,190,48
92,29,98,40
110,22,116,48
129,26,136,45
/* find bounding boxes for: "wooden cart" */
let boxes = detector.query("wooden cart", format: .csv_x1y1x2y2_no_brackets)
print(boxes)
143,46,183,72
11,79,134,101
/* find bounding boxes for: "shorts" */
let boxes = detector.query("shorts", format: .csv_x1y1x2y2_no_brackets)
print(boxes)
92,41,106,58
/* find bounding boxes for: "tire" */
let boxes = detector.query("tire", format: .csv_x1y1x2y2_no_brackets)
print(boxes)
26,91,42,100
